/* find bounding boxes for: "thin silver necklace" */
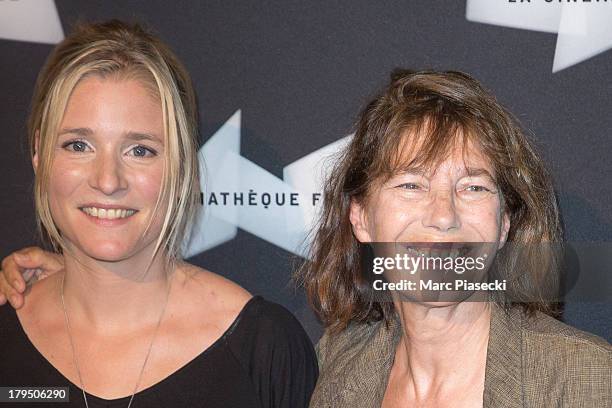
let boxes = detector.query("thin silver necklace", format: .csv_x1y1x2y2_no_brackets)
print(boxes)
60,272,171,408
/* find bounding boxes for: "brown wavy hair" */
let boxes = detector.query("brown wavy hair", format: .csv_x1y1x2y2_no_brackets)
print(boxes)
297,70,562,333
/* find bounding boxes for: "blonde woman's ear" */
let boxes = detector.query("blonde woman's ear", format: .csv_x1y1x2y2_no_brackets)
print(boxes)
349,198,373,243
32,130,40,173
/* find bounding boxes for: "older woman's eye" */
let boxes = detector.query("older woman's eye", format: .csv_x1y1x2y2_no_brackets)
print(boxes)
62,140,90,152
129,145,157,157
465,185,491,193
397,183,422,190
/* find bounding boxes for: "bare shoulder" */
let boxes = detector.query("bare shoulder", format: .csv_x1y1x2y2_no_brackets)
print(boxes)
16,271,64,330
171,261,253,325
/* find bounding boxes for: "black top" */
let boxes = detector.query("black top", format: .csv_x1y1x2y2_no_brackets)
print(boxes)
0,296,318,408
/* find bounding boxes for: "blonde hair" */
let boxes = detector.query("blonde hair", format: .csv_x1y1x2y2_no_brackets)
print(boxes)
28,20,200,267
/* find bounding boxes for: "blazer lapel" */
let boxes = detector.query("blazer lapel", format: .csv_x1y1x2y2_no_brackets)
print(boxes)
483,304,524,408
319,317,402,407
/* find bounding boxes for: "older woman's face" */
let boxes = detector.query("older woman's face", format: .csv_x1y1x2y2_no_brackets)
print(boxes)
34,76,166,262
350,138,510,246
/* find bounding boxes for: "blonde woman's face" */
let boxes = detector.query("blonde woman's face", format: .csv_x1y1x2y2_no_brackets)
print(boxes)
35,76,166,262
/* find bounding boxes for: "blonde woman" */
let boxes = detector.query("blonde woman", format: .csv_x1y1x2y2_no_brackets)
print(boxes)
0,20,316,408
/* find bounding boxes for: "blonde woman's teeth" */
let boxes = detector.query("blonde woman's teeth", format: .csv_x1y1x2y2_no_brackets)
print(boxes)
81,207,136,219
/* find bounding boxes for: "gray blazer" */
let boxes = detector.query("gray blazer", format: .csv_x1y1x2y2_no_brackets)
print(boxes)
310,304,611,407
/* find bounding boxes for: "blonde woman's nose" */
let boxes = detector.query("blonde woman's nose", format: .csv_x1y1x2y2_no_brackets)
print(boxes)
89,152,128,195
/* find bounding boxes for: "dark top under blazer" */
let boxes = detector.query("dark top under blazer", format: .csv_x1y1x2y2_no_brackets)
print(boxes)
0,296,318,408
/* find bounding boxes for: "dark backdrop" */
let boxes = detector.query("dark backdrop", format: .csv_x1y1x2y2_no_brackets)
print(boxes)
1,0,610,341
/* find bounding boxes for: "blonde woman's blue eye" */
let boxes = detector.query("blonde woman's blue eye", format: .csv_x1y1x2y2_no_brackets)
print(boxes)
131,146,157,157
62,140,88,152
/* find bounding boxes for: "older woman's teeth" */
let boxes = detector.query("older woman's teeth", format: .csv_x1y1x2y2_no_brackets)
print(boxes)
81,207,136,219
400,245,469,259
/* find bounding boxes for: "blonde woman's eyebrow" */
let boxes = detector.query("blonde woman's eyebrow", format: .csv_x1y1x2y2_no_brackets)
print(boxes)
58,127,93,137
57,128,161,143
125,131,162,143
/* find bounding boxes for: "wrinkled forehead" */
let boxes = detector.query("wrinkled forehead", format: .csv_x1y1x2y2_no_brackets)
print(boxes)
387,119,497,180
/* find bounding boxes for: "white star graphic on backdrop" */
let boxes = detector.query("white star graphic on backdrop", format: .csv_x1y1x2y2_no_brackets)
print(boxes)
183,110,351,258
0,0,63,44
467,0,612,73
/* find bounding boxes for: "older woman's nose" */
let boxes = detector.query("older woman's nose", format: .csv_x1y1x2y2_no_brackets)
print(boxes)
89,153,128,195
422,192,460,233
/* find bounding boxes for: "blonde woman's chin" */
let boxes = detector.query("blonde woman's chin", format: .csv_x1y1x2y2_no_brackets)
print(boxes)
62,239,159,264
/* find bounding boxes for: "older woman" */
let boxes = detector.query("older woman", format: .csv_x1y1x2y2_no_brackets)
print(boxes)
0,20,316,408
298,70,610,407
